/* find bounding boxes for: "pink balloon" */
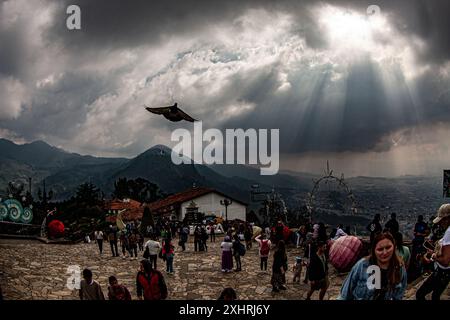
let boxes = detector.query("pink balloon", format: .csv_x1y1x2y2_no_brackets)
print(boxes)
329,236,363,272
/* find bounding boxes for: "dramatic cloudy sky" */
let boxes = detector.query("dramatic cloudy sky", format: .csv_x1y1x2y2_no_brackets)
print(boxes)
1,0,450,176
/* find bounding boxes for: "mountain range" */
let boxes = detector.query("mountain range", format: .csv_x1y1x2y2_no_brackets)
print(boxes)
0,139,312,206
0,138,445,222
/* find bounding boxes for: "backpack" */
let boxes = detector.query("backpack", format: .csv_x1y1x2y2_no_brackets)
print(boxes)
260,240,270,256
158,248,165,261
238,242,246,256
143,247,150,259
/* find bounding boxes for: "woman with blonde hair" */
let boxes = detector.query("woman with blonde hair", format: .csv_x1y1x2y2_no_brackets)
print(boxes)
338,232,407,300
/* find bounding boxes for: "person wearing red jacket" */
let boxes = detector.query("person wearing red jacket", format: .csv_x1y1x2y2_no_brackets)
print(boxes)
136,260,168,300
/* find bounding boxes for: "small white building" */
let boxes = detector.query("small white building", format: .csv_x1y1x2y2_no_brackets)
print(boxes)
149,187,247,222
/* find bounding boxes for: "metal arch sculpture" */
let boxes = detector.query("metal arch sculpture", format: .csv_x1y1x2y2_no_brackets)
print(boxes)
306,161,357,222
250,185,289,225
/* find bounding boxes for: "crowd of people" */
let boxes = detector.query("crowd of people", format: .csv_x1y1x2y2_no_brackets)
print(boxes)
77,204,449,300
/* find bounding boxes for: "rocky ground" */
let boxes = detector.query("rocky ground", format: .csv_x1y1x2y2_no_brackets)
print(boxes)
0,237,448,300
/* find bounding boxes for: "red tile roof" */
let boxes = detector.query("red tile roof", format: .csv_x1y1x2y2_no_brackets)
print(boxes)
105,198,141,210
105,187,247,221
149,187,214,212
104,199,144,222
148,187,247,215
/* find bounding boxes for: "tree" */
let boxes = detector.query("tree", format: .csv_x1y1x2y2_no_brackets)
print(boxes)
75,182,102,207
112,178,164,203
246,210,260,225
6,181,25,199
140,206,155,235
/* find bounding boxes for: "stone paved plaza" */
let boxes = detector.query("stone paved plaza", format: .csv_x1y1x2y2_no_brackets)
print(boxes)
0,238,448,300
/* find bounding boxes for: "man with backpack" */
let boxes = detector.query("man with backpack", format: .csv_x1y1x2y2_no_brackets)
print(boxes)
136,259,168,300
255,234,271,271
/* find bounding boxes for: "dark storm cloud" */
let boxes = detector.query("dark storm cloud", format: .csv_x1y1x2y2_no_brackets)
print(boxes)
47,0,450,64
0,70,120,140
217,56,450,154
1,0,450,158
0,24,26,77
49,0,262,50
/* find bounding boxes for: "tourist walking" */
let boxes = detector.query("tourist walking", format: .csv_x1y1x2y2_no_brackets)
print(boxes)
94,229,104,254
162,239,175,274
338,232,407,300
416,204,450,300
119,231,129,259
179,225,189,251
244,225,253,250
108,227,119,257
171,222,178,240
303,230,315,284
79,268,105,300
136,260,168,300
232,234,243,272
255,234,271,271
201,226,209,252
194,226,202,252
221,236,234,272
271,240,288,292
210,223,216,242
128,231,138,260
138,232,144,252
107,276,131,300
144,235,161,269
306,241,329,300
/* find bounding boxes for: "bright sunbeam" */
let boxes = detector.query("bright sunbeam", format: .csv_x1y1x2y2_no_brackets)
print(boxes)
317,6,388,54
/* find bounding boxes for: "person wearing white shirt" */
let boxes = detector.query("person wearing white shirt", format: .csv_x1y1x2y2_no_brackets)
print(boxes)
144,236,162,270
94,230,103,254
416,204,450,300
